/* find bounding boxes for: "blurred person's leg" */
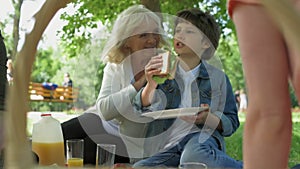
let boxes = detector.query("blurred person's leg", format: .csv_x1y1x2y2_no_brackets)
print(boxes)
233,4,292,169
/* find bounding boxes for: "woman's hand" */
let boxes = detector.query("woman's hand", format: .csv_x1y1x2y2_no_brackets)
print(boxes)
180,104,210,124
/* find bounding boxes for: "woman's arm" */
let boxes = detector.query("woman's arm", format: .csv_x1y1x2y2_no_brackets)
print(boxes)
96,64,138,121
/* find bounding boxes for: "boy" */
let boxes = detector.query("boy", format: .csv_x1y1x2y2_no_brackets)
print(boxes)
133,8,242,168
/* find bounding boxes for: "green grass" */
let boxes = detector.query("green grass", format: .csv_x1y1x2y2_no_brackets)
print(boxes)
225,112,300,168
224,123,243,162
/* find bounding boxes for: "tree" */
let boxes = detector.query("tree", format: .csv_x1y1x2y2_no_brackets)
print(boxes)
4,0,71,167
60,0,229,57
2,0,244,108
31,47,62,83
11,0,24,60
58,0,245,92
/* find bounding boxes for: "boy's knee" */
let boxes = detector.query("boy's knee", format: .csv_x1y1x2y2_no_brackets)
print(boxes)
181,143,212,163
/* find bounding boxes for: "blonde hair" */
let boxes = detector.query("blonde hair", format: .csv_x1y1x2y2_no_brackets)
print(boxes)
101,5,169,64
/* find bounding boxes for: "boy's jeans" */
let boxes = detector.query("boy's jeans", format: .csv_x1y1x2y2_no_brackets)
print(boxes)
133,132,243,168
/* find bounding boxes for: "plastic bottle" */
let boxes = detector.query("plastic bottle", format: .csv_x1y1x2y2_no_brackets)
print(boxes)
31,113,65,166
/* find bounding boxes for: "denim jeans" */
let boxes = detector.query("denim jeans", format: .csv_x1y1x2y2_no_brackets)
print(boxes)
133,132,243,169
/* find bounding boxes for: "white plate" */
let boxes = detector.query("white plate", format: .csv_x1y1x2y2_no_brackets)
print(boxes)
142,107,209,119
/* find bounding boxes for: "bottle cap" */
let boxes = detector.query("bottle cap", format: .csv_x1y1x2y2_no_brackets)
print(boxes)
41,113,51,117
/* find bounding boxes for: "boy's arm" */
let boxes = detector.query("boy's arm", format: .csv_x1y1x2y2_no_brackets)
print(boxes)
141,82,157,107
134,86,168,113
203,112,224,132
215,75,240,136
195,71,239,137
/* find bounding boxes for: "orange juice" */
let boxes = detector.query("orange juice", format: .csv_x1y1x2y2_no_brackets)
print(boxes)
32,142,65,166
68,158,84,167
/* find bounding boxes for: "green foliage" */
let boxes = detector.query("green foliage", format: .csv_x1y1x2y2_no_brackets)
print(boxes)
290,85,299,107
225,122,243,161
69,44,105,108
30,102,69,112
58,0,245,91
30,48,68,111
30,26,109,110
2,0,256,111
49,39,107,109
0,20,14,59
160,0,203,14
59,0,137,58
31,48,62,83
218,35,244,91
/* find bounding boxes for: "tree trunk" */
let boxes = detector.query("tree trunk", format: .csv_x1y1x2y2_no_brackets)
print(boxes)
140,0,161,13
11,0,23,60
140,0,163,24
4,0,70,168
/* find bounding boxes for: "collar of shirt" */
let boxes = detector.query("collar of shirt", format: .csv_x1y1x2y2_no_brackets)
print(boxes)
177,63,201,82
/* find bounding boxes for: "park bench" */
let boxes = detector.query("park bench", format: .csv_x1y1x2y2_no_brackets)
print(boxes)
28,82,79,103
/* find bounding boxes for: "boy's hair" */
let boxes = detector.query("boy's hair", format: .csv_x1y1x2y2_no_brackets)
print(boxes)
175,8,220,50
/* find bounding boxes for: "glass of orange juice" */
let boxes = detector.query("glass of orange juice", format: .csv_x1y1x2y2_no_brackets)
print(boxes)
66,139,84,167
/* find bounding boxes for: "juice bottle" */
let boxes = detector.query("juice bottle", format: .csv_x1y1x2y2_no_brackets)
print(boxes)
31,113,65,166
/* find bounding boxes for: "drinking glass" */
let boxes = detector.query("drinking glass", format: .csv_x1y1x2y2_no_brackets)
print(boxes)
96,144,116,169
66,139,84,167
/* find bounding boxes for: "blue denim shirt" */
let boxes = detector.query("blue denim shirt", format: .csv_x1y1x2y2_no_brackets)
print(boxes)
134,60,239,152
